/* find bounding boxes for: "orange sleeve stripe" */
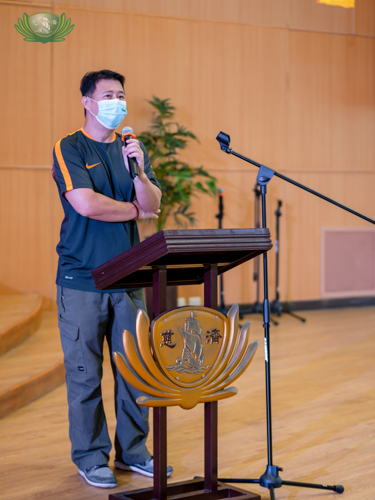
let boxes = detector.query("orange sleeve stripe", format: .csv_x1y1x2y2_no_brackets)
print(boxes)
55,139,73,191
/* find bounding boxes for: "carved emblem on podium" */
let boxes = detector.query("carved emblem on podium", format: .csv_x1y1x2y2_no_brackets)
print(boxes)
114,304,258,410
165,311,210,375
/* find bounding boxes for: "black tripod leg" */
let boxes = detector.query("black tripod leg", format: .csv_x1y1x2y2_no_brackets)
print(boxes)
271,299,307,323
282,479,344,493
269,485,276,500
219,476,344,496
218,478,259,484
284,310,306,322
270,314,279,326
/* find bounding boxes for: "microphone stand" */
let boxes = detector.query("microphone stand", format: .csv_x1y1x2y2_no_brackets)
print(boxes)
240,183,278,325
270,200,306,323
239,183,262,316
216,188,226,314
215,131,375,500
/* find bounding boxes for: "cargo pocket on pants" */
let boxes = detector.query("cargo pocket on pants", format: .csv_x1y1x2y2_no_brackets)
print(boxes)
58,315,86,374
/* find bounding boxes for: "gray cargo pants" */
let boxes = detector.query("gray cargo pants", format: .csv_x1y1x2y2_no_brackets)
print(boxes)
57,285,151,470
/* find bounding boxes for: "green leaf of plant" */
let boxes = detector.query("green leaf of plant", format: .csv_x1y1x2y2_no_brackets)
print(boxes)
139,96,217,230
206,178,218,194
194,181,209,193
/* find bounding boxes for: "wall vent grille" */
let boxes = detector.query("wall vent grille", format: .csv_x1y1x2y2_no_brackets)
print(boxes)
321,228,375,298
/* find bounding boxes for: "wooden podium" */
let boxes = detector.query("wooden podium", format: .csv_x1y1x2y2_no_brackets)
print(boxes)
92,229,272,500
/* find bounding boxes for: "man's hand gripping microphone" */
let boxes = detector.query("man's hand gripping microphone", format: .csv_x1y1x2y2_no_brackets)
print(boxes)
121,126,139,180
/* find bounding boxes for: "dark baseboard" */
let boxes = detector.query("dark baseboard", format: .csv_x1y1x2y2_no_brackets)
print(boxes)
238,296,375,313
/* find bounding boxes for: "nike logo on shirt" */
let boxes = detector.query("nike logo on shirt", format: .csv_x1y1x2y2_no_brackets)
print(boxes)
86,162,101,169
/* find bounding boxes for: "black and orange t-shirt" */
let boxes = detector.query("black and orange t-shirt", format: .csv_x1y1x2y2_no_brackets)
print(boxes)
52,128,160,292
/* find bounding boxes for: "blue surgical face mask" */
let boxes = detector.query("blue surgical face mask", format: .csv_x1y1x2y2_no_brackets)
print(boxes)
88,97,127,129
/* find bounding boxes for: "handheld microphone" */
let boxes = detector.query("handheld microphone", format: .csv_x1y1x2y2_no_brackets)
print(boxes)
121,126,139,180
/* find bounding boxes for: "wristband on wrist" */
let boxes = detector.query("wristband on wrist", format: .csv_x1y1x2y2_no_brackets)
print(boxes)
130,201,139,221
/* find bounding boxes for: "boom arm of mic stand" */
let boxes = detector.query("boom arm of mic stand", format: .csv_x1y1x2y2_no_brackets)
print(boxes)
219,143,375,226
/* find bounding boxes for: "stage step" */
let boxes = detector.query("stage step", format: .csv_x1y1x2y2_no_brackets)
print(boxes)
0,311,65,419
0,294,43,355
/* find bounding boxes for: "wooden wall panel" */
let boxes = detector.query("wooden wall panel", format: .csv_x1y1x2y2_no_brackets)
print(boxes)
1,1,374,306
0,168,55,303
180,22,288,174
289,0,355,34
184,169,375,304
53,0,287,28
355,0,375,36
288,30,375,173
285,172,375,301
0,4,52,166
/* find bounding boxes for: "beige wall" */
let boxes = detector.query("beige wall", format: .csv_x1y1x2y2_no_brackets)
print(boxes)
0,0,374,307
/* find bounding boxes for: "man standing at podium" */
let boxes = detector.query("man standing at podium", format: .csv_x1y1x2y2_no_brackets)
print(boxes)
52,70,171,488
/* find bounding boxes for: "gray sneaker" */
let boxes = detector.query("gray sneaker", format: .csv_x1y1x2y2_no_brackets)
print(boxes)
114,457,173,478
78,464,117,488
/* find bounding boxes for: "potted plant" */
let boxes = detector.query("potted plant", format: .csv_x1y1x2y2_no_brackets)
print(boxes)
138,96,217,232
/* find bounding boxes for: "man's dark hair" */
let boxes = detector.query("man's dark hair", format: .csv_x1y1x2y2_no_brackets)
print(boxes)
80,69,125,97
80,70,125,117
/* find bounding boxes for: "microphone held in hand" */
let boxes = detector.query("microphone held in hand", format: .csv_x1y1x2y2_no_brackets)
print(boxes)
121,126,139,180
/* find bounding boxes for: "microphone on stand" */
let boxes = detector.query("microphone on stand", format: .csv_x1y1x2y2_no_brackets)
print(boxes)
121,126,139,180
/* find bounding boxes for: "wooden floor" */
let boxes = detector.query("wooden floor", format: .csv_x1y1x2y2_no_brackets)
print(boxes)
1,307,374,500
